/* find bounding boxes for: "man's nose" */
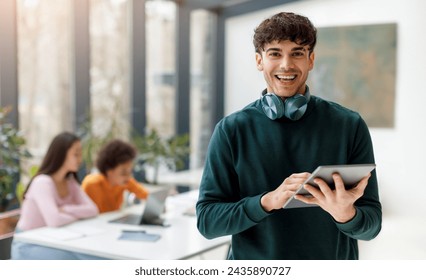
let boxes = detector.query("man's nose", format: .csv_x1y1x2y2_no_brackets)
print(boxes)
280,55,295,70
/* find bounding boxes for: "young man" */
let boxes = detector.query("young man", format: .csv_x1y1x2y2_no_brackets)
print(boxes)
196,12,381,259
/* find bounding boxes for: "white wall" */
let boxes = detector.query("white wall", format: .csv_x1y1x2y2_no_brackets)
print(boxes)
225,0,426,218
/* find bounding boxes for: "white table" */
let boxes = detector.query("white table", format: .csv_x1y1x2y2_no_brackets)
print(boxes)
13,190,230,260
154,168,204,187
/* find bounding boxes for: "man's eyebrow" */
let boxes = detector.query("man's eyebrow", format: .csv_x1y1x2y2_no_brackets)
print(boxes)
265,47,282,53
292,46,307,52
264,46,308,52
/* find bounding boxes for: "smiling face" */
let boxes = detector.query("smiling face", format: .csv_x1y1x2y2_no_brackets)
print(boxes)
256,40,315,98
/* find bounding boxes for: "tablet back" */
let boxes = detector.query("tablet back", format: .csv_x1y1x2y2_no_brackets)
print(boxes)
283,163,376,209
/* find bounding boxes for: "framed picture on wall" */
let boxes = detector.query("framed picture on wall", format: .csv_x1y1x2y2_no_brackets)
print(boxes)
308,23,397,128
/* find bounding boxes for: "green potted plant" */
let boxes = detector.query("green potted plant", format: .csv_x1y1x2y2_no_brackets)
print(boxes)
0,106,31,212
132,129,190,185
77,116,115,174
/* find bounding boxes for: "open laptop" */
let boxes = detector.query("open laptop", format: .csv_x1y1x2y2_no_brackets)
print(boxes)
109,188,170,227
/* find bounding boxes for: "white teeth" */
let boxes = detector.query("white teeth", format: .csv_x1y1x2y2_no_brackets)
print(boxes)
277,75,295,80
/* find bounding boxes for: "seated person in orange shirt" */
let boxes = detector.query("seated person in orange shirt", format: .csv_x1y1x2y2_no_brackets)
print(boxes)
82,139,149,213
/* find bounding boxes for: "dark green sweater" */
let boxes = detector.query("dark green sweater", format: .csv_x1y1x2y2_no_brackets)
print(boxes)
196,95,382,260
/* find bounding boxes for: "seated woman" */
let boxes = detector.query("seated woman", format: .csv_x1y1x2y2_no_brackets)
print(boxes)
11,132,101,260
82,139,149,213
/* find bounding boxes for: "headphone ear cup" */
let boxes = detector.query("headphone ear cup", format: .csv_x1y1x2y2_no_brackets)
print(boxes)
261,94,285,120
284,94,308,121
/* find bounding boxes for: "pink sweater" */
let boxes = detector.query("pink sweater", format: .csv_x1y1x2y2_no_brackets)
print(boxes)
16,174,99,231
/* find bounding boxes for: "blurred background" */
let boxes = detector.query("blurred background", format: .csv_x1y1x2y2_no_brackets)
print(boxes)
1,0,425,259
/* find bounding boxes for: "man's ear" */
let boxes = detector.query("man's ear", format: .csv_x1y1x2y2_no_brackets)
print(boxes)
308,51,315,70
255,52,263,71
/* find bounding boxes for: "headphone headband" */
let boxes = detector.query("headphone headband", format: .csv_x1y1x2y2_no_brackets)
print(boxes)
261,86,311,121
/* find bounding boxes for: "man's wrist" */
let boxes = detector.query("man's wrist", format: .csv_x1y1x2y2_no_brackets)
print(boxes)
333,206,357,223
260,192,274,212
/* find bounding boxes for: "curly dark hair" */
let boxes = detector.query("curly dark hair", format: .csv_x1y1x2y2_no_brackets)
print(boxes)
253,12,317,54
96,139,137,175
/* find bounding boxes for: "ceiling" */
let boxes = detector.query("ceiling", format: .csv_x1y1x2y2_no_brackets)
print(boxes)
177,0,256,10
174,0,300,16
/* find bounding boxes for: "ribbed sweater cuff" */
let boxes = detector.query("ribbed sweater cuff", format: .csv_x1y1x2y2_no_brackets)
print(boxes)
244,193,271,223
335,207,363,231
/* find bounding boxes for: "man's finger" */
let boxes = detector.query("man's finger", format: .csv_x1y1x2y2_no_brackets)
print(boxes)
333,173,346,193
313,177,333,196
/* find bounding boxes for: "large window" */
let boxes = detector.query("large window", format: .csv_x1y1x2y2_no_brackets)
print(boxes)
15,0,216,175
17,0,73,166
89,0,130,140
146,0,176,137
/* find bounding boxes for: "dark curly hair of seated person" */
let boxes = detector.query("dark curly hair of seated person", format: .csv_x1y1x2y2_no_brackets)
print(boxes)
96,139,137,175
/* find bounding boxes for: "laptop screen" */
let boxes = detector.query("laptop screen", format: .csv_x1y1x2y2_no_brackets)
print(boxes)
108,188,170,226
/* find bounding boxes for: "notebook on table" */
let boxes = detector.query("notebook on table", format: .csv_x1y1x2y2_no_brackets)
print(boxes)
109,188,170,227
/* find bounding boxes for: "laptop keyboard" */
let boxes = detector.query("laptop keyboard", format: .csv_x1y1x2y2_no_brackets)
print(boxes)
110,214,141,225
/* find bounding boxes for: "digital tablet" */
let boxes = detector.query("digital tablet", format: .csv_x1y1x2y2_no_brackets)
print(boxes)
282,163,376,209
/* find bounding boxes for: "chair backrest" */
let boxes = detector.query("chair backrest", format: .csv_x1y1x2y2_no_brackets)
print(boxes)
0,209,21,259
0,235,13,259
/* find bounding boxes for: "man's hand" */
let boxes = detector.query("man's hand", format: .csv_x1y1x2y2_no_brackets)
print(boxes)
295,173,371,223
260,172,310,212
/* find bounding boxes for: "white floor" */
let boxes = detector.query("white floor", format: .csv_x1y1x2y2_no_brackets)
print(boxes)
192,215,426,260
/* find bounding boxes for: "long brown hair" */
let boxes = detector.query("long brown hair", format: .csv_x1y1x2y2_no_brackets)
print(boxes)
23,132,81,198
